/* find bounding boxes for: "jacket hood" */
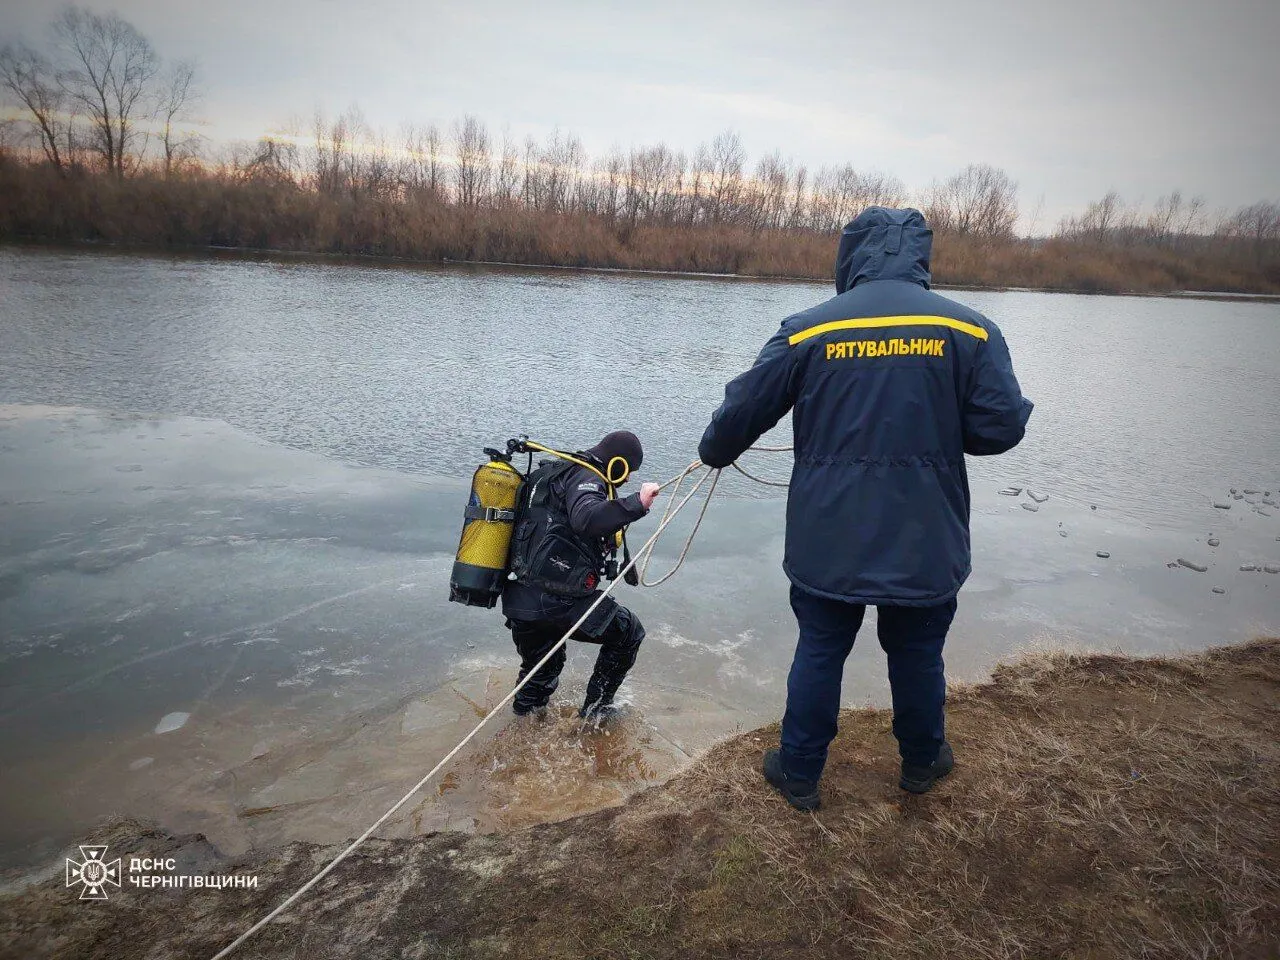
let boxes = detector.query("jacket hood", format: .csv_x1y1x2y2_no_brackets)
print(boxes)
835,207,932,294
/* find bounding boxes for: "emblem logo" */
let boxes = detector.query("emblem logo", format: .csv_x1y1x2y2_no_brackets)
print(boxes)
66,845,122,900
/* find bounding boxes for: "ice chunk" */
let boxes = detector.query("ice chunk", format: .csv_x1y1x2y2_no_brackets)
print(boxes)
154,712,190,734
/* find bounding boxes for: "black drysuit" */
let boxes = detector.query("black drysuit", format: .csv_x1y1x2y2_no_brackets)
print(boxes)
501,462,649,713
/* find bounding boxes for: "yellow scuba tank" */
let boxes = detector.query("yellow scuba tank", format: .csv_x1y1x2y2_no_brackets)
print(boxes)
449,450,525,608
449,438,633,608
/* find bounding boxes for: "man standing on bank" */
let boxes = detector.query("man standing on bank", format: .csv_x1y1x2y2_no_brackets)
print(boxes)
503,431,661,721
699,207,1033,809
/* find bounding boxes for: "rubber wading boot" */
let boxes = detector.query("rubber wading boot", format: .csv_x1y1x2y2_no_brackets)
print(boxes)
762,748,821,812
578,701,623,724
899,741,954,794
512,700,548,719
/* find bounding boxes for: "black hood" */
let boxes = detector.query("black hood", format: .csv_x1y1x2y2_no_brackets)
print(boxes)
835,207,933,294
584,430,643,478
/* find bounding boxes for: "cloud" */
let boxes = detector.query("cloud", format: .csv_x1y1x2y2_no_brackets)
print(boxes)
4,0,1275,221
622,82,961,168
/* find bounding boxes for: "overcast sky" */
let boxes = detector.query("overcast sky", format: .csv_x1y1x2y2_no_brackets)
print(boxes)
3,0,1277,229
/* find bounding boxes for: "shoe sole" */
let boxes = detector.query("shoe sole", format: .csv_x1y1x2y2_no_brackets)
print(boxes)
899,763,954,794
762,758,821,812
775,789,821,812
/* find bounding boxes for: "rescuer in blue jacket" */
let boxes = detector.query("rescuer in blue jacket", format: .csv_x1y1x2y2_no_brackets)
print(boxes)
699,207,1033,808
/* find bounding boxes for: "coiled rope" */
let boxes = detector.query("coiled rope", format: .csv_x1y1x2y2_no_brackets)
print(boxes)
210,444,791,960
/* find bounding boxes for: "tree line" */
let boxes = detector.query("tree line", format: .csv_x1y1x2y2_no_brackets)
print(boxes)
2,7,1277,292
215,109,920,237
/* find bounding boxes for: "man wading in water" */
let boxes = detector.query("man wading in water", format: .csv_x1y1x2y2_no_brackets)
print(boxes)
502,431,660,721
699,207,1033,809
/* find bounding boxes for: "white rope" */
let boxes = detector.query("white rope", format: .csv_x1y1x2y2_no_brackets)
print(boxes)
636,463,718,586
637,445,792,586
729,460,790,488
210,463,719,960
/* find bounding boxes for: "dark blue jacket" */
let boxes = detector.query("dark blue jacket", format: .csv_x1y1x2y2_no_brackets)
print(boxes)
699,207,1033,605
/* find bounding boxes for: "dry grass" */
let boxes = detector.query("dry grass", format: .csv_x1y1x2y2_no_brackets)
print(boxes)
2,162,1277,294
2,639,1277,959
629,641,1280,960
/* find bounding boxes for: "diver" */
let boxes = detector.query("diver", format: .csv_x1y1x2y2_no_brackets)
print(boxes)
501,430,660,721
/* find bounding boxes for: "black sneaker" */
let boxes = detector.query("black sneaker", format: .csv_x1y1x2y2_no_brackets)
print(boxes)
899,742,954,794
762,749,821,811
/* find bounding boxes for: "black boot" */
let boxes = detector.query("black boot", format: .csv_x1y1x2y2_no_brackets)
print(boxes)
580,674,619,719
578,701,623,724
899,741,954,794
512,675,557,717
581,608,643,719
509,620,566,717
762,749,821,811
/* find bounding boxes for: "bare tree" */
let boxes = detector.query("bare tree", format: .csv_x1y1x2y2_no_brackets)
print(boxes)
0,43,68,172
654,148,687,225
239,136,299,184
622,142,680,226
358,129,397,200
751,150,790,230
1058,190,1122,242
809,165,852,231
55,6,159,178
704,130,745,224
686,148,707,225
1178,195,1206,239
493,128,521,207
855,171,907,211
400,123,428,193
452,114,490,207
156,59,201,177
1221,200,1280,266
787,164,808,229
808,165,907,231
1146,191,1207,249
1023,193,1046,239
401,122,444,198
540,128,584,214
0,117,19,159
923,164,1019,237
1146,190,1186,245
312,107,363,196
597,149,624,223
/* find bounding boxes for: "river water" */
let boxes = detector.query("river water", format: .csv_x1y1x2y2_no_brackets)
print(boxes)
1,246,1278,873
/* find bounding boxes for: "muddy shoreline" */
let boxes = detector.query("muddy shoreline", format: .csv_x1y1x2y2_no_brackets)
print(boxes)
3,638,1277,959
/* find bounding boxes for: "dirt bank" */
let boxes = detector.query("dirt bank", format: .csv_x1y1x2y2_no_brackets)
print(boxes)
3,639,1277,960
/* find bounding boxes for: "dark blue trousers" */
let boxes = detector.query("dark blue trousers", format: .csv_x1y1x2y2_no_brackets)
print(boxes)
781,584,956,782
